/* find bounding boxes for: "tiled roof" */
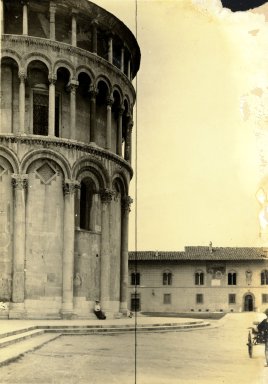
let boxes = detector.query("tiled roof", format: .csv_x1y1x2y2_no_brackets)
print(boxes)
129,247,268,261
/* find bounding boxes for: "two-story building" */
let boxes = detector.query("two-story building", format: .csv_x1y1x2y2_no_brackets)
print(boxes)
128,244,268,313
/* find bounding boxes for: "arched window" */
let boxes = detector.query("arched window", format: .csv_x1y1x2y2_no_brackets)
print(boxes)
195,271,204,285
131,272,140,286
163,272,172,285
261,270,268,285
80,178,95,231
228,272,237,286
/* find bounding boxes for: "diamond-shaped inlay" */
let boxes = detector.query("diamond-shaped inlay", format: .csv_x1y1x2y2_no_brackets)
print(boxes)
0,165,6,176
36,162,56,184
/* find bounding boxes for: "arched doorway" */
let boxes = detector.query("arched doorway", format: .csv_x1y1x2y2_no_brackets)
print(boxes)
244,294,254,312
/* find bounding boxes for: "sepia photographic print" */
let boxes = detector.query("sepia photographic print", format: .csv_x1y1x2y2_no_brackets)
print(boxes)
1,0,268,383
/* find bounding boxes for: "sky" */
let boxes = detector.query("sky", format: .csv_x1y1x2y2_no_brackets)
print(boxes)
94,0,268,251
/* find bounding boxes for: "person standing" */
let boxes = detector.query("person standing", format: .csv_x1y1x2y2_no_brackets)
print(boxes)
257,308,268,366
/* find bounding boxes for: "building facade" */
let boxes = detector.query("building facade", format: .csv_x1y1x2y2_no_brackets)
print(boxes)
129,245,268,313
0,0,140,319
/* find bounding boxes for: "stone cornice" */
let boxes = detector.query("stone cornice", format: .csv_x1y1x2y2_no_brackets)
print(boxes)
0,134,133,178
2,34,136,102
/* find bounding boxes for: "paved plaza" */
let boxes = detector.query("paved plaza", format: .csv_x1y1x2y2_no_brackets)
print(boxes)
0,313,267,384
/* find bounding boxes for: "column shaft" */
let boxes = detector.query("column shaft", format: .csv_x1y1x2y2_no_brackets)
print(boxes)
68,80,78,140
124,118,133,164
19,72,26,134
117,108,124,156
48,76,56,136
71,11,77,47
108,37,113,64
10,174,28,317
127,59,131,80
49,2,56,40
22,4,28,35
120,196,132,313
92,23,97,54
120,47,125,72
61,181,76,318
89,86,97,143
100,190,113,313
106,97,113,150
1,0,4,34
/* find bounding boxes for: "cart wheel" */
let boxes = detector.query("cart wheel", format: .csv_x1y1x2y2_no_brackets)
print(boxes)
247,331,253,358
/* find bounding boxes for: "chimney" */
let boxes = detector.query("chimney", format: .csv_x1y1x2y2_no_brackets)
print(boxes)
209,241,213,253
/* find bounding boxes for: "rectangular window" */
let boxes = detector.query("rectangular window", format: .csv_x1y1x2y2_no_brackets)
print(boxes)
229,294,236,304
262,294,268,303
163,294,171,304
131,293,140,311
196,294,203,304
131,273,140,286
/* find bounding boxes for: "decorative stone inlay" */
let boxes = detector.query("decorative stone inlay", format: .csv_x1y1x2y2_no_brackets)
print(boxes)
100,188,114,203
0,165,6,176
35,162,56,184
11,174,28,190
122,196,133,212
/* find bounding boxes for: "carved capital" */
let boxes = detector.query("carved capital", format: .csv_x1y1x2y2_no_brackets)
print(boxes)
63,180,80,195
118,105,125,116
18,71,26,82
100,188,114,204
20,0,29,6
122,196,133,212
11,174,28,190
106,96,114,107
66,79,79,94
89,85,98,99
48,74,57,85
49,2,57,14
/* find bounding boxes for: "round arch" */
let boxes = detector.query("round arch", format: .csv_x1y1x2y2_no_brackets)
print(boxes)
73,157,109,189
76,66,95,83
112,86,123,103
54,60,75,79
21,149,71,179
243,292,255,312
0,146,20,174
96,76,112,94
1,50,22,72
24,53,52,74
111,172,128,196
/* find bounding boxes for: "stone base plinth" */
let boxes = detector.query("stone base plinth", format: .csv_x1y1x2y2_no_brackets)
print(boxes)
9,303,26,319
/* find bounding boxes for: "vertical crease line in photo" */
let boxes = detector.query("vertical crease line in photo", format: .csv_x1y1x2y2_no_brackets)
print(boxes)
134,0,138,383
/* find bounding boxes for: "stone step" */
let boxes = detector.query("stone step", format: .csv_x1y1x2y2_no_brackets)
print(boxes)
0,326,38,340
0,333,61,367
41,322,210,334
0,329,44,349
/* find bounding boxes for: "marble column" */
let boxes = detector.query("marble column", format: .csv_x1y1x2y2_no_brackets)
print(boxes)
49,2,56,40
100,189,113,314
124,117,133,164
48,75,56,136
10,174,28,318
1,0,4,34
106,96,113,150
71,10,78,47
127,59,131,80
91,22,97,54
67,79,79,140
89,85,98,143
120,47,125,73
117,106,124,156
108,36,113,64
19,71,26,135
61,180,78,318
22,1,28,35
120,196,132,314
75,183,81,229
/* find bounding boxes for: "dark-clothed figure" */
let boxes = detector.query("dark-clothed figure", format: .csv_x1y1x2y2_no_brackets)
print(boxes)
94,300,106,320
257,309,268,366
